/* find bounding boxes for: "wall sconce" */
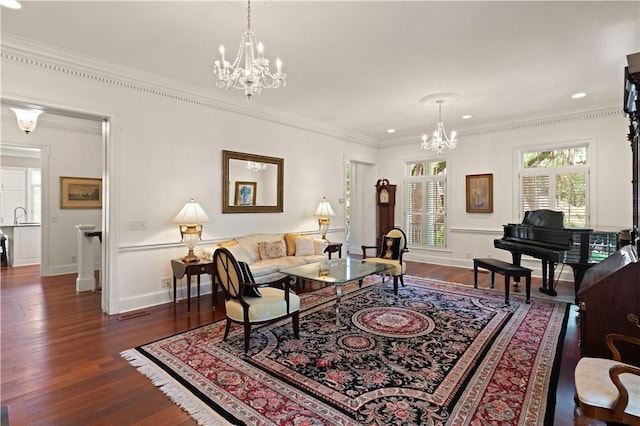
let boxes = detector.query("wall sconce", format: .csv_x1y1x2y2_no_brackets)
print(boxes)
10,108,43,134
172,199,210,263
314,197,335,240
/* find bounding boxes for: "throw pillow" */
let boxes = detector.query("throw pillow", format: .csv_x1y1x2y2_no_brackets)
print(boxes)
258,240,286,260
284,233,305,256
379,236,401,260
313,238,328,255
294,236,315,256
226,243,249,263
238,261,261,297
217,239,238,248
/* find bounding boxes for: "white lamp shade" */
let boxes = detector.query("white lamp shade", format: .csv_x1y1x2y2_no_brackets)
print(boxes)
173,199,210,224
315,197,335,217
10,108,43,133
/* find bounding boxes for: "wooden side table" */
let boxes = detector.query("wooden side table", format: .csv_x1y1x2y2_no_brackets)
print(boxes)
170,258,215,312
324,242,343,259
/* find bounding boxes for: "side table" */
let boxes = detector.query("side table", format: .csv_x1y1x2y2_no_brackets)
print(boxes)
170,258,215,312
324,242,343,259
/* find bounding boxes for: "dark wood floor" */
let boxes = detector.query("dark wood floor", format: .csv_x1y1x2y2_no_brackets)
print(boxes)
1,260,582,425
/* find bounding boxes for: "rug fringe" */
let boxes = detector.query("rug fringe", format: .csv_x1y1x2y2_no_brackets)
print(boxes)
120,349,231,426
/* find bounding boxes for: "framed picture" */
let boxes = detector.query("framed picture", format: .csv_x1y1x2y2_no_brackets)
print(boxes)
466,173,493,213
60,176,102,209
235,181,257,206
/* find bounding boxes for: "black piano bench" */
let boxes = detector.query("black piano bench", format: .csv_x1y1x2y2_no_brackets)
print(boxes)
473,258,531,305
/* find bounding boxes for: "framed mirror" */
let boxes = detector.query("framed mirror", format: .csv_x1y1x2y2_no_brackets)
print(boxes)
222,150,284,213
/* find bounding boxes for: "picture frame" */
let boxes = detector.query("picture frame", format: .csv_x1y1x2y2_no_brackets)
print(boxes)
60,176,102,209
234,181,257,206
466,173,493,213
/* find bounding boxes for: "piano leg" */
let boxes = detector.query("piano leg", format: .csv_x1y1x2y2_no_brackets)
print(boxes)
540,261,558,296
511,253,522,284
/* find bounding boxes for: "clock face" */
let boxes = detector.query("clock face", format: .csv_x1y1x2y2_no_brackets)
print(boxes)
380,188,389,203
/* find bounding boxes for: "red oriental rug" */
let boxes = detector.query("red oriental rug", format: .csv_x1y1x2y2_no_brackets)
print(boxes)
121,276,569,425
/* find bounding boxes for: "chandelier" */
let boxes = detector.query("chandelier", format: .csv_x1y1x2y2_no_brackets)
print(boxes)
246,161,267,172
213,0,286,101
420,100,458,154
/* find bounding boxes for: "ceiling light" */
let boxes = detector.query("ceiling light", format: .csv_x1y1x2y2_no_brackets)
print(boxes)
462,114,472,119
10,108,43,134
387,129,396,134
572,92,587,99
420,100,457,155
0,0,21,9
213,0,286,102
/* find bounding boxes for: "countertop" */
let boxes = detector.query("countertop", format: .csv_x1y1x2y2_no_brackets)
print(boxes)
0,223,41,228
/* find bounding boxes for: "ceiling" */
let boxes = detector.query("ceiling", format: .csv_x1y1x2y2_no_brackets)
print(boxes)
1,1,638,144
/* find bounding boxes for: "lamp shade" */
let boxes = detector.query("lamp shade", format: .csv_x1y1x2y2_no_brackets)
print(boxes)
314,197,335,217
10,108,43,134
172,199,210,224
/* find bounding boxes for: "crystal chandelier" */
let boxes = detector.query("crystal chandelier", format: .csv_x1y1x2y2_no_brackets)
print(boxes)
213,0,286,101
246,161,267,172
420,100,458,154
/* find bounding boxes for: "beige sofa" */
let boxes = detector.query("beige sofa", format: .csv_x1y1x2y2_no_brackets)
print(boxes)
201,233,328,283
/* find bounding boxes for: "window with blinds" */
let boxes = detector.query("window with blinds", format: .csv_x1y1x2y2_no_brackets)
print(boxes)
405,160,447,247
520,146,589,228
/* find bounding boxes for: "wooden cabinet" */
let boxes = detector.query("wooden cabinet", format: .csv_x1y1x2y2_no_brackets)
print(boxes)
375,179,396,244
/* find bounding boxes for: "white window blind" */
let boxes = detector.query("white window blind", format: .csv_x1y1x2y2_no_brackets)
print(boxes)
405,160,447,247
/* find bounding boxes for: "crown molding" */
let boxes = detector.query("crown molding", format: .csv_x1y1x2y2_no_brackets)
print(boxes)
386,106,624,148
0,35,378,147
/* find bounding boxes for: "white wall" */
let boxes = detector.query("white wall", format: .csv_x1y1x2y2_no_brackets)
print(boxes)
379,109,631,279
1,40,378,313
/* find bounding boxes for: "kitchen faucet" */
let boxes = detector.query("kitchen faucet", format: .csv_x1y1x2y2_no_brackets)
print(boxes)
13,206,27,225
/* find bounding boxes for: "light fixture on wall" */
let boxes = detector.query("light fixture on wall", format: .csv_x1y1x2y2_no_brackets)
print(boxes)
213,0,286,102
10,108,43,134
420,96,458,154
246,161,267,172
315,197,335,240
172,199,210,263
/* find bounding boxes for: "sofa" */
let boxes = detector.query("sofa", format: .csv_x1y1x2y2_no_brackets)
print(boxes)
201,233,329,283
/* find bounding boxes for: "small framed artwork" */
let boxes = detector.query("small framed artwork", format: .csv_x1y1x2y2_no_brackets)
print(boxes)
60,176,102,209
235,181,257,206
466,173,493,213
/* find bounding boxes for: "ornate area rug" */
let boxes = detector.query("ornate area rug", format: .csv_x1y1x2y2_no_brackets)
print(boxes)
122,276,569,425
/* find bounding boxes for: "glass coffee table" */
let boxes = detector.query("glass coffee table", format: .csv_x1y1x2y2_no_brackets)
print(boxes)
281,258,392,326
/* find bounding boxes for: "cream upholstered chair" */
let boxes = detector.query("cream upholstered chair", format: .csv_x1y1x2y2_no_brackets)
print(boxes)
574,333,640,425
361,227,408,295
213,247,300,353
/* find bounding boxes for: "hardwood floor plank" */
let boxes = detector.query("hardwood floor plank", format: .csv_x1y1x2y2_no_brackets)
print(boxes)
1,261,581,425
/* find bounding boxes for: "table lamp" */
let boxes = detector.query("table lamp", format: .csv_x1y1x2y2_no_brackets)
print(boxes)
315,197,335,240
173,199,210,263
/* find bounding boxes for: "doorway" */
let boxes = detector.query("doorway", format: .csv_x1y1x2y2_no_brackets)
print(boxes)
344,159,377,254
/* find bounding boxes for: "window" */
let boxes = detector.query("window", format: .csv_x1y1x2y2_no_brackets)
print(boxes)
520,145,589,228
28,168,41,223
405,160,447,247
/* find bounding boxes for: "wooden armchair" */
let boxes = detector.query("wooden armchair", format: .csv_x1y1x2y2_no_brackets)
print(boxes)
361,227,409,295
574,333,640,425
213,247,300,353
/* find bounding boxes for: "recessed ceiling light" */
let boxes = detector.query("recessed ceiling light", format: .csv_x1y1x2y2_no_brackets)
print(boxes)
387,129,396,134
462,115,472,119
0,0,21,9
572,92,586,99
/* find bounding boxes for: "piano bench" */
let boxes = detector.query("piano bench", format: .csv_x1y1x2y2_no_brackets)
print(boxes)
473,258,531,305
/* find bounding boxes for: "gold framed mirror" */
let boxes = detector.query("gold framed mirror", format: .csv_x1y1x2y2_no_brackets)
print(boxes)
222,150,284,213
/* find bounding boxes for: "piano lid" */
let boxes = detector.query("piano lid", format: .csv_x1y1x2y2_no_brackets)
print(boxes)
522,209,565,229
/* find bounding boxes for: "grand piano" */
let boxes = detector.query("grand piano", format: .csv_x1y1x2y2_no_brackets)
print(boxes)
494,209,619,300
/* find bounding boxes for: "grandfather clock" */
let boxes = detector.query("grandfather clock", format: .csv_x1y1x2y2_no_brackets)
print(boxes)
375,179,396,243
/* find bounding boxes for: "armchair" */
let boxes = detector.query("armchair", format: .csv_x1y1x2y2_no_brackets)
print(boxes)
361,227,408,295
213,247,300,353
574,333,640,425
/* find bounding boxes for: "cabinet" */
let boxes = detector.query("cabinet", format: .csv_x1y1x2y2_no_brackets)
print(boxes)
2,225,41,266
0,167,26,225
